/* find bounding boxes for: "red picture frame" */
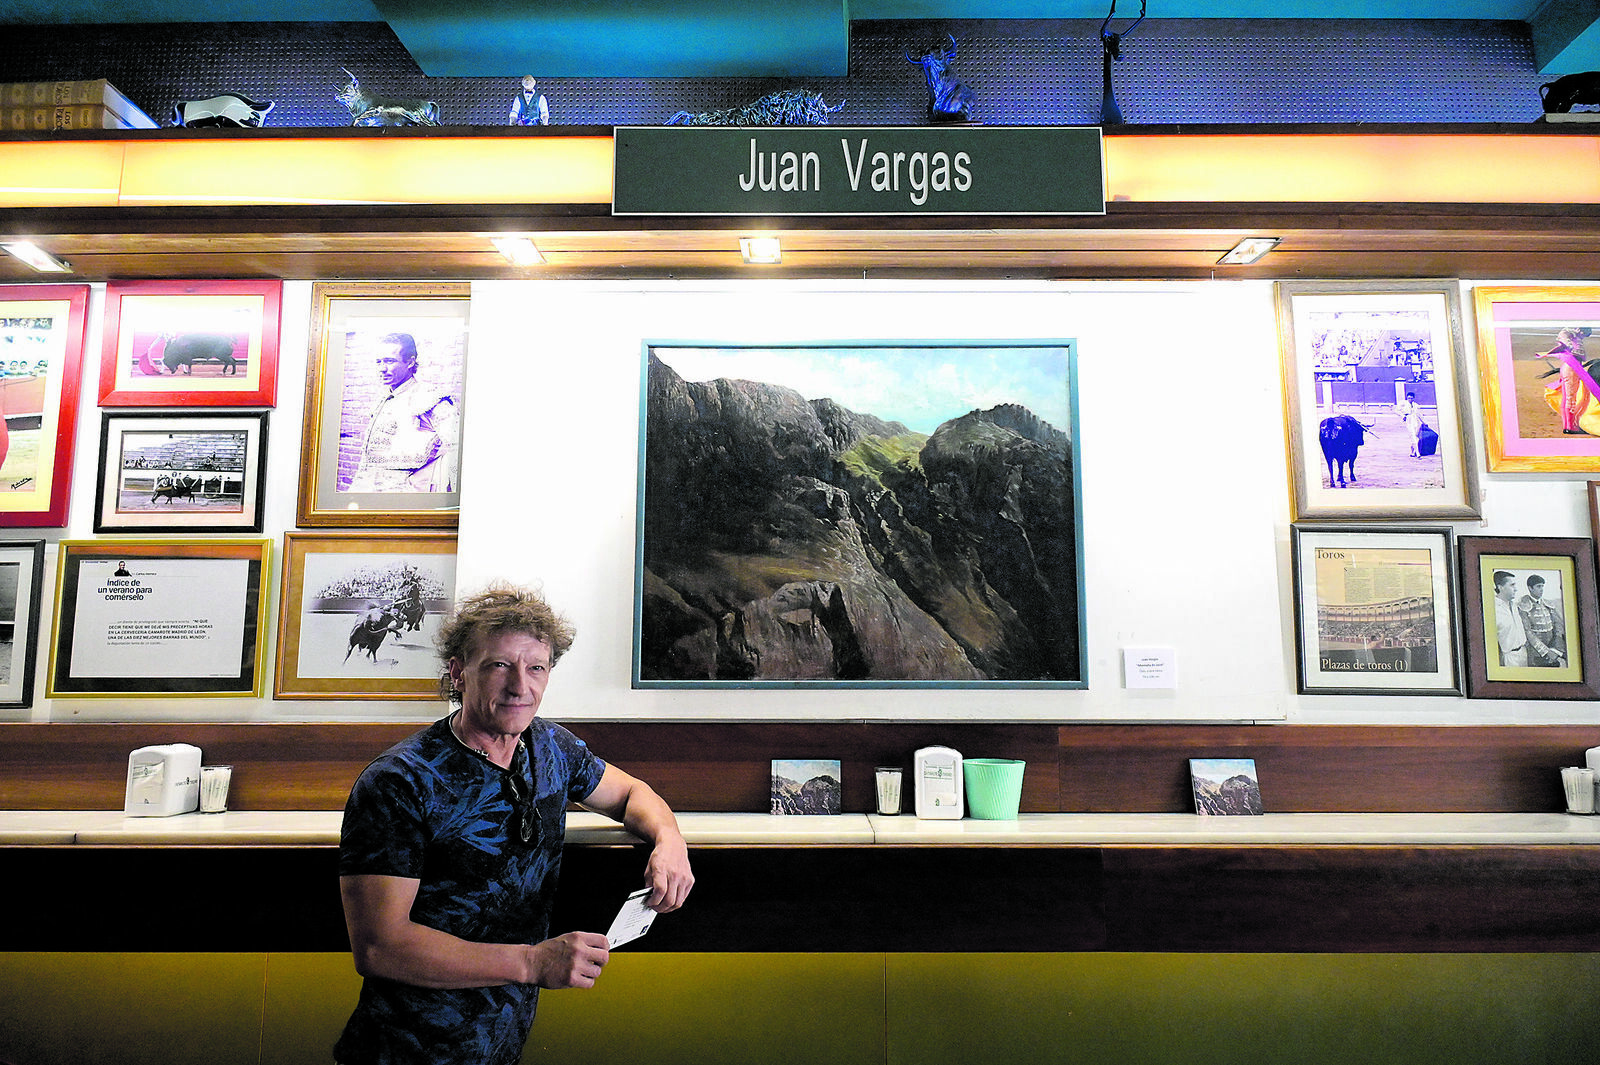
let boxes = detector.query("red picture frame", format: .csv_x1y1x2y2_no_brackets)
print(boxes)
98,279,281,407
0,284,89,527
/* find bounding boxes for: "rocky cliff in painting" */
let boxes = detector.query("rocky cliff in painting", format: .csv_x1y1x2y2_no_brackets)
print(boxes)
1192,774,1264,816
638,352,1078,683
770,772,843,815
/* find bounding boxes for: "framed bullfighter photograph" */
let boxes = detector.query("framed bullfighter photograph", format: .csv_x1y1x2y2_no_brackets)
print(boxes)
1473,284,1600,472
274,531,457,699
1457,535,1600,701
0,540,45,712
97,279,281,407
1289,525,1462,696
634,340,1084,689
92,411,269,533
297,282,468,527
46,538,271,698
1277,281,1480,521
0,284,88,527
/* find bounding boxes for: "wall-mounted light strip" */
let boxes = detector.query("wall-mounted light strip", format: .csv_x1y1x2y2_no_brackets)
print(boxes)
490,235,545,266
1,241,71,272
740,236,782,264
1217,237,1280,265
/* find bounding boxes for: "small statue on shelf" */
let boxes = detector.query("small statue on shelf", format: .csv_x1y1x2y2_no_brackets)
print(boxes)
667,89,844,126
905,35,976,124
335,67,440,127
508,75,549,125
171,92,274,128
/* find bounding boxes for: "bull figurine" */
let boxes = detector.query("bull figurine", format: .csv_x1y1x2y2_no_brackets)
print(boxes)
336,68,441,127
1540,71,1600,114
905,35,976,124
171,93,274,128
1099,0,1146,126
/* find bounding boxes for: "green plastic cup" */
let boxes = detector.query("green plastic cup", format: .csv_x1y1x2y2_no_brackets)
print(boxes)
963,758,1025,819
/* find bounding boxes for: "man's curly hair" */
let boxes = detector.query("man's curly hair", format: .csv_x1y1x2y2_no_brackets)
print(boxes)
435,583,576,698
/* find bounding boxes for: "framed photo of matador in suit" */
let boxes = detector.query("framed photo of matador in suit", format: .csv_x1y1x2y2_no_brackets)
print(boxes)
298,282,468,527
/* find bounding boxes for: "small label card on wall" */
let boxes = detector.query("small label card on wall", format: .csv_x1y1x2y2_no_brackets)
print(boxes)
1122,646,1177,689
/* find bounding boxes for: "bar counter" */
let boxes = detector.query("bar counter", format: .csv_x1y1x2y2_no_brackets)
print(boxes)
5,809,1600,847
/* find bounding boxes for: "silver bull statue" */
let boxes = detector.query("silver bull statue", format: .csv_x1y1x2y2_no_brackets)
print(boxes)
336,68,440,127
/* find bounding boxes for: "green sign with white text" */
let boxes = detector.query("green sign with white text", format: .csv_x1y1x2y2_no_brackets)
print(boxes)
612,125,1105,216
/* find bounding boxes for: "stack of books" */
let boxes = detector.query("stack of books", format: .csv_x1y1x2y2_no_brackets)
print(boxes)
0,79,157,131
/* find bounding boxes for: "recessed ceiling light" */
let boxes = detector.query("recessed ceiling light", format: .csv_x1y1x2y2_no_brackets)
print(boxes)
490,235,544,266
1217,237,1280,266
739,236,782,265
2,241,71,273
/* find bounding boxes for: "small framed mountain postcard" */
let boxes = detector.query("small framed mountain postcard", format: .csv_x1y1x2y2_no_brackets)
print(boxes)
771,759,842,815
1189,758,1264,816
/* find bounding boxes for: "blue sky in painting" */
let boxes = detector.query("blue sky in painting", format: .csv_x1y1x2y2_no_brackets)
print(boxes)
654,344,1072,437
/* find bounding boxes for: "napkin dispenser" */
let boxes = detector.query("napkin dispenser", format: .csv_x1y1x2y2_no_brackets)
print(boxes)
914,745,964,819
124,743,202,817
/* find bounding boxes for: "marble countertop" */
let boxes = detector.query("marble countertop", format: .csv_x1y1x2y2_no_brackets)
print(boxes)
4,809,1599,847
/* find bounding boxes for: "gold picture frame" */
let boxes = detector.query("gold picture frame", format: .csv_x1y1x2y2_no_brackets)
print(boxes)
297,282,469,527
1473,284,1600,473
1277,280,1480,520
274,531,457,700
46,538,271,698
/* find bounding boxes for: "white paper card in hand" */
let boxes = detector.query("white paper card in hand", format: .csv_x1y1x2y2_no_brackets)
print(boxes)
606,888,656,949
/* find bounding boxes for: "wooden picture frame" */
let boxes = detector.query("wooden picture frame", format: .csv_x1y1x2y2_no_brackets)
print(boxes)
1457,535,1600,701
634,339,1084,689
1289,525,1462,696
0,284,89,527
274,531,457,700
0,539,46,710
46,538,271,698
1473,284,1600,472
98,279,281,408
1277,281,1479,520
92,411,269,533
297,282,469,527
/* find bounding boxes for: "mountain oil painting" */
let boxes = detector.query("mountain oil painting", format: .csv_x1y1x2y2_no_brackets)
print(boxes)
635,341,1083,688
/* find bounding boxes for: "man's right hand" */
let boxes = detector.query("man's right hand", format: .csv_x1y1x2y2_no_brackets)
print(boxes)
528,931,610,989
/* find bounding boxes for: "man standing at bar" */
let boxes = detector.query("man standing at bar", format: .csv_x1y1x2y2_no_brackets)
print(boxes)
335,584,693,1064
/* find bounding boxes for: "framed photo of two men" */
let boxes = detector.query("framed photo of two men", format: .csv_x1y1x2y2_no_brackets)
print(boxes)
1457,536,1600,701
297,282,469,527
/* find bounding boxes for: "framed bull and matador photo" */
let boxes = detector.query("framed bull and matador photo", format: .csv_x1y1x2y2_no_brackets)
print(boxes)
274,531,457,700
1277,281,1480,521
1289,525,1462,696
98,279,282,408
1473,284,1600,473
92,410,269,534
46,538,271,698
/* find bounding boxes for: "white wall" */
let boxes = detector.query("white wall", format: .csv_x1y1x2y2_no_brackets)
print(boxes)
20,278,1600,726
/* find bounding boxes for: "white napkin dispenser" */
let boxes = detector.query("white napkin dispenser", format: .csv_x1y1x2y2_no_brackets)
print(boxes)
124,743,202,817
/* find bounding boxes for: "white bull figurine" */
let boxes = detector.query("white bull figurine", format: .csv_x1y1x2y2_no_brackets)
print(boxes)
171,93,274,128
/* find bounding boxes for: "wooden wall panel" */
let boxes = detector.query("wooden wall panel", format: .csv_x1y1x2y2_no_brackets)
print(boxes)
0,722,1592,814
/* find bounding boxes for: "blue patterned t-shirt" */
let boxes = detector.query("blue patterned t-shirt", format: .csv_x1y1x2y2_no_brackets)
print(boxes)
334,715,606,1065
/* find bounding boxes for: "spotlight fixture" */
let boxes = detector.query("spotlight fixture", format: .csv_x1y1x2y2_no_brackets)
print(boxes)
1216,237,1280,266
739,236,782,265
490,235,544,266
1,241,71,273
